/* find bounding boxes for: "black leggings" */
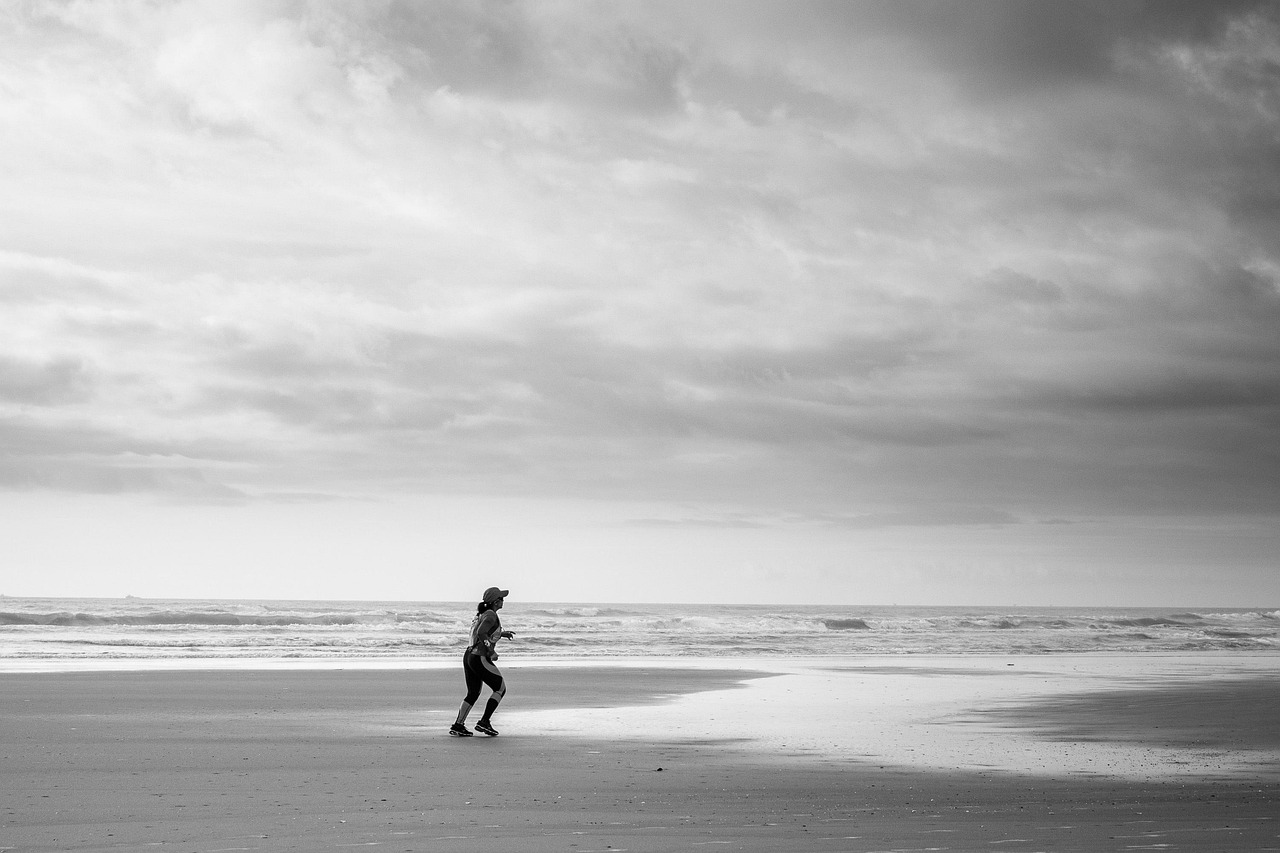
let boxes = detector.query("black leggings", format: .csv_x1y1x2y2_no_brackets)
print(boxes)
462,651,505,705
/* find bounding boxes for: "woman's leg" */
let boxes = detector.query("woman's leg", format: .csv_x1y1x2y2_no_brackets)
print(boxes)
476,658,506,727
456,653,483,725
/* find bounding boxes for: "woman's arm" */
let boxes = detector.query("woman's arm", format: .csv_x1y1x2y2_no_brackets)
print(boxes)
488,618,515,655
472,611,501,658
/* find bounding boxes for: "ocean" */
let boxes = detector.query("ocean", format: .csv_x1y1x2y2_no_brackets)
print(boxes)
1,598,1276,668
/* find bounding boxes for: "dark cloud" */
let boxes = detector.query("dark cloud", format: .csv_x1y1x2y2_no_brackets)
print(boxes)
0,443,248,503
0,267,128,306
119,253,1271,515
977,268,1065,304
854,0,1274,93
1031,373,1280,414
217,338,374,382
693,60,860,126
371,1,689,114
196,384,384,431
2,0,1278,536
0,356,92,405
376,0,538,97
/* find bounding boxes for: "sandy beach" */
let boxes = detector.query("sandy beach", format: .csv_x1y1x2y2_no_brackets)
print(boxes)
3,656,1278,852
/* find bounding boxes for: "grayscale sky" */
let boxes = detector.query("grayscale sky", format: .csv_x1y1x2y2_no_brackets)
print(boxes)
2,1,1278,605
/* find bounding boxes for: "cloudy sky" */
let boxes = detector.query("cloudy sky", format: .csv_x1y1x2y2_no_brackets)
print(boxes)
2,1,1278,605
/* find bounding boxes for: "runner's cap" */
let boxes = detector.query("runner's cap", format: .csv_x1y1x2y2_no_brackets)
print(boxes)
483,587,509,605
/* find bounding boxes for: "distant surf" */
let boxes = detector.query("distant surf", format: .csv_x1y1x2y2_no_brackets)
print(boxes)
0,599,1275,666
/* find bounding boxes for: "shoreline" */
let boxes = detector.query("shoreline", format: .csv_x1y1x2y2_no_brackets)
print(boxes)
4,660,1278,851
500,653,1280,781
3,646,1277,672
5,652,1280,780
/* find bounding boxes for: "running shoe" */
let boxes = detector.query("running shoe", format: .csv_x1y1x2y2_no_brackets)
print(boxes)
449,723,473,737
474,721,499,737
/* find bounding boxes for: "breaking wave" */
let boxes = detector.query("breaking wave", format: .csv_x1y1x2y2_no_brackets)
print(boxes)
1,599,1276,665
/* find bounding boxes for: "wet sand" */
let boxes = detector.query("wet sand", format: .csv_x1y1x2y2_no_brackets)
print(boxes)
2,661,1277,851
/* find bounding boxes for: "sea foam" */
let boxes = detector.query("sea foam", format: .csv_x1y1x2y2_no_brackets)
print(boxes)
0,598,1275,666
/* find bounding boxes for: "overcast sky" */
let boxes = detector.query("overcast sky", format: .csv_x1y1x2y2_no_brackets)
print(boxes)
2,1,1278,605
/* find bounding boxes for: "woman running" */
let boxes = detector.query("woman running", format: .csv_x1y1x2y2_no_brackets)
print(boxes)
450,586,515,737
